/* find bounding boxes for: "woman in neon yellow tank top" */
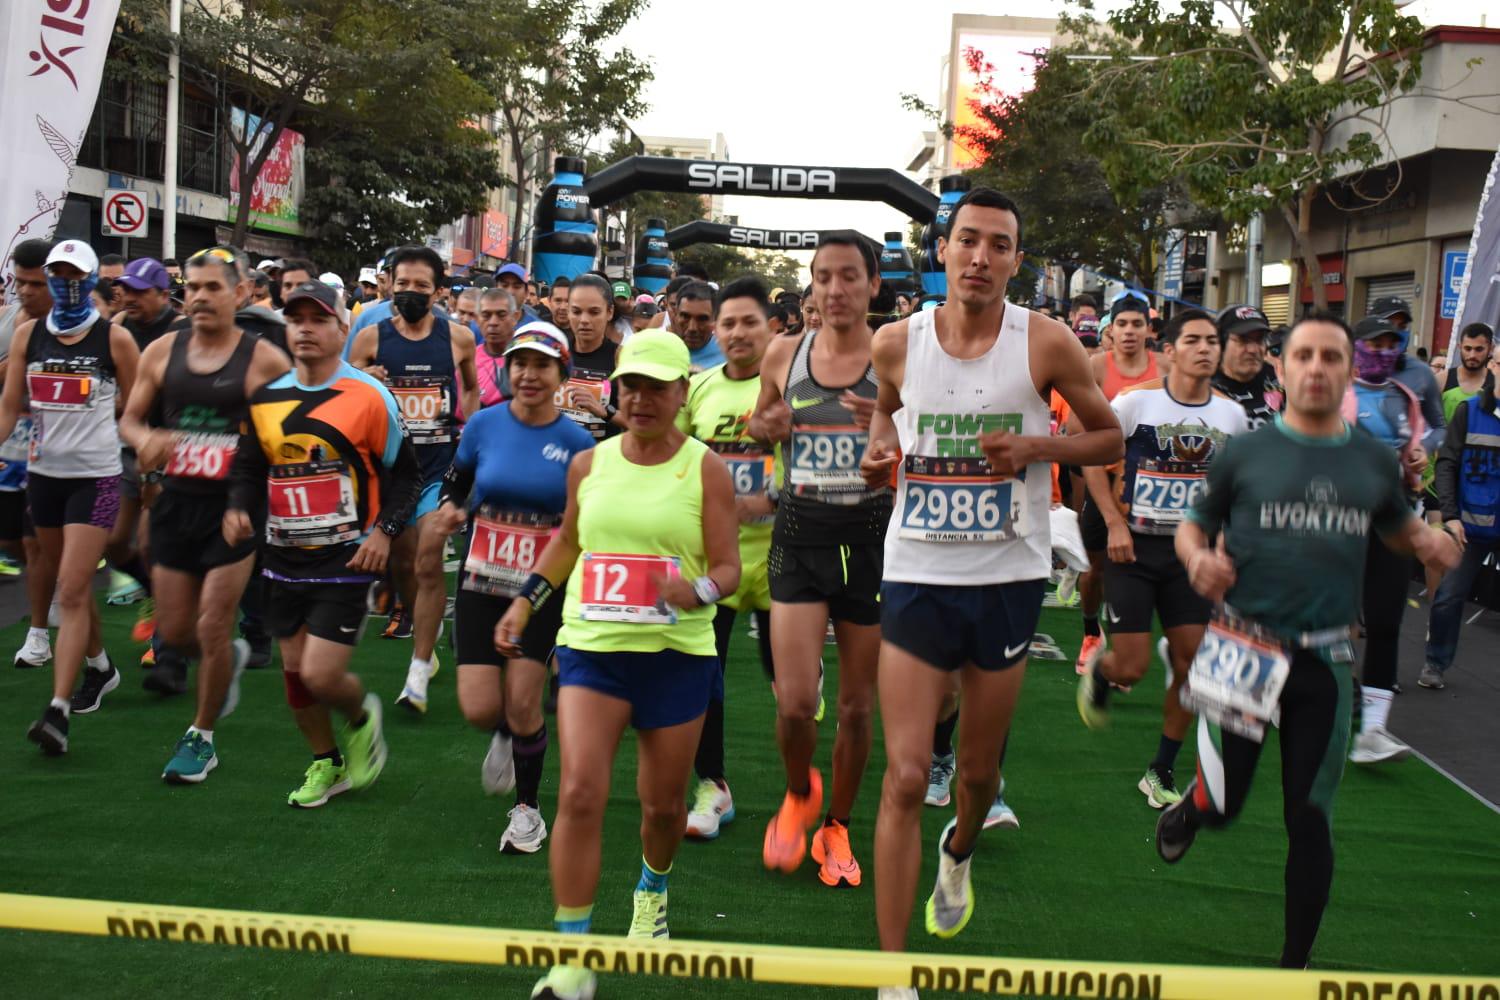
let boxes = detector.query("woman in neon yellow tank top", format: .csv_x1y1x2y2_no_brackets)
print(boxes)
499,328,739,1000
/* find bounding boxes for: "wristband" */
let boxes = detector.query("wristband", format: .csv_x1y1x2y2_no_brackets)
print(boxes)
691,575,721,608
518,572,554,612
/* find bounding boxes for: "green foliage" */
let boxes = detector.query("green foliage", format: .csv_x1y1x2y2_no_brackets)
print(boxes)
588,137,708,263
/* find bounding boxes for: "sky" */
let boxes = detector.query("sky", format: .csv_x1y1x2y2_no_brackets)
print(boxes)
612,0,1495,259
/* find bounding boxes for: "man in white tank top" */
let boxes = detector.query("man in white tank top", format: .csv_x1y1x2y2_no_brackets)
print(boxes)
860,189,1123,997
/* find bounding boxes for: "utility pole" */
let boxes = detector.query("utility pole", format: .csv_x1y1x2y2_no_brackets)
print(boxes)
163,0,182,259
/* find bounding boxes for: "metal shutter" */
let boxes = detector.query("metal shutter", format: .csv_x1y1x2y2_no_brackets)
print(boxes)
1262,290,1290,326
1363,273,1416,318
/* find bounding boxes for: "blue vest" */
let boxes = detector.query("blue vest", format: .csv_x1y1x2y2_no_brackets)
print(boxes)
1459,394,1500,541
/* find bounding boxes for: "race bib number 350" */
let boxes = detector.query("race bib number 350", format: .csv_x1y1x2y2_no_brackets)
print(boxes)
898,456,1026,542
578,553,679,625
1179,619,1292,743
463,507,559,597
266,460,360,548
789,425,866,499
166,432,239,481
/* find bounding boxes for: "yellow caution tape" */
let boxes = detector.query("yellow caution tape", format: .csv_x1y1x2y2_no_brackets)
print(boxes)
1,892,1496,998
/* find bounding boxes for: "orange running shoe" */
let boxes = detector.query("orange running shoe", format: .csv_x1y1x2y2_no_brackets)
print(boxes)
1075,634,1104,676
131,599,156,644
810,818,861,888
762,767,823,873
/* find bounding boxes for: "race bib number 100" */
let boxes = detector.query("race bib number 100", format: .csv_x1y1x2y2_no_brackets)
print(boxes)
266,460,360,548
578,553,680,625
898,456,1026,542
388,376,453,444
789,425,866,499
463,507,558,597
1179,619,1292,742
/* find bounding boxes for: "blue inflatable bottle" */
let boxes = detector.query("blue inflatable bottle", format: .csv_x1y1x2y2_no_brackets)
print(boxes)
532,156,596,286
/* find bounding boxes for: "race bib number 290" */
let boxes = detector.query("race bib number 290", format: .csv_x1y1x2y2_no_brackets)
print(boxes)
1180,620,1291,742
579,553,679,625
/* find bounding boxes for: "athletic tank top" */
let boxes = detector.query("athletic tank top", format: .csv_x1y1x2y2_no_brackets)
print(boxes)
160,330,257,495
559,435,715,656
774,330,892,546
884,306,1052,585
1102,350,1160,401
376,317,458,480
26,316,121,479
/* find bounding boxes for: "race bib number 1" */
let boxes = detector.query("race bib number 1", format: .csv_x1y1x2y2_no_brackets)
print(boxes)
27,367,93,411
463,507,559,597
898,456,1026,542
266,460,360,548
788,425,866,499
1179,619,1292,743
578,552,680,625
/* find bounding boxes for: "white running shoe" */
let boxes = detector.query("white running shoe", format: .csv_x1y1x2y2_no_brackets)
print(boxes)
1349,727,1411,765
499,803,548,854
482,728,515,795
878,989,920,1000
14,631,52,669
924,818,975,938
685,778,735,839
219,639,251,719
395,657,435,715
1157,636,1172,688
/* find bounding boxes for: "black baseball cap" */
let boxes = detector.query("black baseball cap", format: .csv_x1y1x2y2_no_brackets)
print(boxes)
1370,296,1412,321
1108,294,1150,323
283,280,341,317
1353,315,1399,341
1216,304,1271,339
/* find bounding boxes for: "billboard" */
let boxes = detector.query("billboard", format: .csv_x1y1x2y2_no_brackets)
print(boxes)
228,108,305,235
948,29,1052,171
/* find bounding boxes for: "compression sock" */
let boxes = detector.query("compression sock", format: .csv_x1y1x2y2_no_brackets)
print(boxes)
1151,735,1183,772
1083,614,1101,638
554,904,594,934
933,710,958,757
50,697,70,716
636,858,670,894
513,724,547,808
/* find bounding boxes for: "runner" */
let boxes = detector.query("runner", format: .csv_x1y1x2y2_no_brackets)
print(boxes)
676,275,779,840
1074,308,1249,807
223,280,421,806
119,246,290,783
672,281,726,373
750,231,890,889
497,329,738,1000
1157,310,1458,970
348,245,478,709
558,274,624,442
1074,293,1164,675
547,277,573,337
857,190,1120,998
1344,315,1431,764
0,240,139,754
2,239,57,672
427,322,591,852
1212,305,1284,428
475,287,521,408
646,276,690,331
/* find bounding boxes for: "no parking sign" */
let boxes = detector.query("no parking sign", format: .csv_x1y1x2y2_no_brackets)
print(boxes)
101,189,149,239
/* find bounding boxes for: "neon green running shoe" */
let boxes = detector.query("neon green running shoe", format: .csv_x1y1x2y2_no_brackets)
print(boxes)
0,556,22,578
628,889,669,939
288,758,351,808
1138,765,1183,809
924,818,975,938
530,965,597,1000
342,693,387,791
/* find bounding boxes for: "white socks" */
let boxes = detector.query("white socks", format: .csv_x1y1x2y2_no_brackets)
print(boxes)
1362,686,1394,733
85,651,110,672
49,697,70,717
188,725,214,744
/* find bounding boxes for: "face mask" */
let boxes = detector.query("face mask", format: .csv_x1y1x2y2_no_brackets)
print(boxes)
1354,340,1401,382
392,290,431,324
47,273,99,331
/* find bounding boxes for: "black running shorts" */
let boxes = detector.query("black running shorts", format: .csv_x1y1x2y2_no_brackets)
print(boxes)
768,541,882,626
149,489,255,576
266,579,373,646
1101,533,1210,634
454,585,564,667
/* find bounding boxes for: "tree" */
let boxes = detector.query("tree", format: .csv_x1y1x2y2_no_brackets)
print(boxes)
1071,0,1429,308
675,244,757,285
115,0,502,248
754,251,805,294
478,0,652,259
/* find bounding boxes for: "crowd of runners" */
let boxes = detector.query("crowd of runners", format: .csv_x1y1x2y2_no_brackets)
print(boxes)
5,181,1494,998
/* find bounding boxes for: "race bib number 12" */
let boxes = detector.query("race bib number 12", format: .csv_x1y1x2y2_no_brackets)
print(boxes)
578,552,680,625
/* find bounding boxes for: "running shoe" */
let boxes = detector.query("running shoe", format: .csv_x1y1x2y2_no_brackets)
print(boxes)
1074,633,1103,675
482,728,515,795
530,966,596,1000
131,598,156,643
747,617,760,639
924,752,955,808
288,758,351,808
825,620,837,644
1157,635,1172,688
815,658,826,724
924,818,974,938
499,804,548,854
0,555,21,577
70,658,119,715
1075,647,1110,730
106,571,143,605
1138,765,1182,809
1417,665,1445,690
1349,727,1411,765
762,767,823,873
381,608,412,640
811,818,861,888
243,631,274,669
628,889,669,939
1155,790,1197,863
343,694,387,790
14,631,51,669
26,704,68,755
142,649,189,695
162,731,218,784
219,639,251,720
686,778,735,839
983,779,1019,830
139,646,155,669
395,655,437,714
1055,568,1080,606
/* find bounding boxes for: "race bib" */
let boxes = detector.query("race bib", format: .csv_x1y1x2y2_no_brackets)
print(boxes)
578,552,679,625
27,365,94,411
788,425,866,500
1179,618,1292,743
165,432,239,481
556,377,611,428
711,441,774,498
1129,464,1206,532
266,459,360,548
388,376,453,444
463,506,559,597
898,455,1027,542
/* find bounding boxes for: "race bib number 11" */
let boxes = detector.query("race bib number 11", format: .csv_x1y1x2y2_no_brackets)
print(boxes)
578,553,680,625
266,460,360,548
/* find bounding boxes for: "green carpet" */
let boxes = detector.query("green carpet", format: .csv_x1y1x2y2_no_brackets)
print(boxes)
0,597,1495,998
